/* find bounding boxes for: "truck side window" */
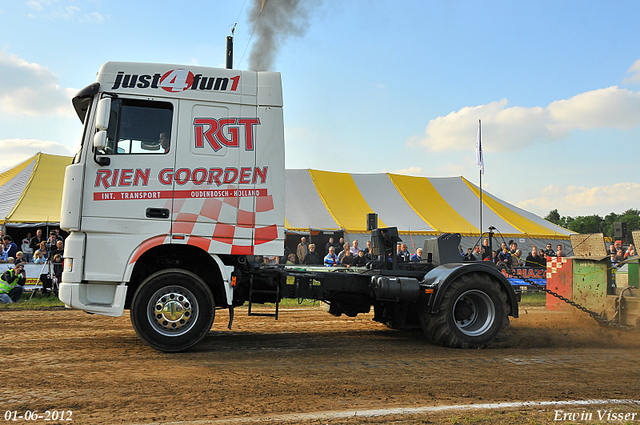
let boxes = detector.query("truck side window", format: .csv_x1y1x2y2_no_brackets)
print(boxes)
104,99,173,154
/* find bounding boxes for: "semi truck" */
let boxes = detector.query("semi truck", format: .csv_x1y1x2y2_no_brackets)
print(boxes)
59,61,518,352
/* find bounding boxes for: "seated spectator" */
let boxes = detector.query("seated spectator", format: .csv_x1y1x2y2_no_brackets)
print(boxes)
285,253,297,265
14,251,25,266
338,243,350,263
353,250,367,267
481,239,491,260
303,244,322,265
610,253,619,269
341,248,354,267
512,249,523,267
411,248,423,262
0,263,27,304
363,240,374,261
463,248,474,261
33,250,46,264
325,237,335,256
556,245,565,258
324,246,339,267
537,248,547,266
39,241,48,259
263,255,279,265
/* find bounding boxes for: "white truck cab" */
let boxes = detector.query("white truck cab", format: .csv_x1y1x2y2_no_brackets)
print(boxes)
59,62,285,348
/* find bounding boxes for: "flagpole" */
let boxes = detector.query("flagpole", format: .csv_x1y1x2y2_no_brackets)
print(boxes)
477,119,483,236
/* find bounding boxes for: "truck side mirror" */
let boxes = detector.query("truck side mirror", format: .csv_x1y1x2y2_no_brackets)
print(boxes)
94,131,108,151
93,131,110,166
95,97,112,131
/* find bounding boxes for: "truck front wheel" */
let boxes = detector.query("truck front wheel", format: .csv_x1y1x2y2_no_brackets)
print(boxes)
419,273,509,348
130,269,215,352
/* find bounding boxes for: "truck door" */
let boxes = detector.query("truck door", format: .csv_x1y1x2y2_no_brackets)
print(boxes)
82,96,178,280
172,101,258,255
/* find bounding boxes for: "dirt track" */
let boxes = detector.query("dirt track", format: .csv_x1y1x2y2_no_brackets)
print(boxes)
1,305,640,424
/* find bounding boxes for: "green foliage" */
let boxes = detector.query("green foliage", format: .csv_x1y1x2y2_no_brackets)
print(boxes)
546,208,640,239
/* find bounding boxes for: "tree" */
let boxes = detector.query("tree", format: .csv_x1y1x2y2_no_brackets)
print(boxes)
545,209,560,225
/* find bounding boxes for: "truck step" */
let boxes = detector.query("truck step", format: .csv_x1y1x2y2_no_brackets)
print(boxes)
247,279,280,319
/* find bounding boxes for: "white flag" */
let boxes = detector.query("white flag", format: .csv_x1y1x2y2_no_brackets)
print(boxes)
476,119,484,175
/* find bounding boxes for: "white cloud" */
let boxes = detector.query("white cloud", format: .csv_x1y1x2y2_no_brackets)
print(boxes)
623,58,640,84
389,166,427,176
0,139,76,171
0,51,75,117
409,86,640,152
517,182,640,217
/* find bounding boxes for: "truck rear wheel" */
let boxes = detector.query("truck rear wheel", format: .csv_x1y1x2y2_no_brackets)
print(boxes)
419,273,509,348
130,268,215,352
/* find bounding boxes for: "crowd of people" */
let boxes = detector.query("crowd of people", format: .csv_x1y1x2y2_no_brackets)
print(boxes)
462,239,565,269
0,228,65,304
609,240,636,268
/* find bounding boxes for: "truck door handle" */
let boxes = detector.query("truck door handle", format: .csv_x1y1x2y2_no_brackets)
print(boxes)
146,208,170,219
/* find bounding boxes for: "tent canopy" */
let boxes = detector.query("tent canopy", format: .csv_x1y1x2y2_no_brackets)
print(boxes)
0,153,71,225
285,169,572,240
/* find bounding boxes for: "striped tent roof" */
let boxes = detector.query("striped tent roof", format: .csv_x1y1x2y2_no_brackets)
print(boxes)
0,153,71,225
285,169,572,240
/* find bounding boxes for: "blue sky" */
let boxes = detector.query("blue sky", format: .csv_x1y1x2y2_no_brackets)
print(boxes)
1,0,640,219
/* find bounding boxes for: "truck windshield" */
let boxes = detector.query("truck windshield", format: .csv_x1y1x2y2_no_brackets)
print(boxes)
104,99,173,155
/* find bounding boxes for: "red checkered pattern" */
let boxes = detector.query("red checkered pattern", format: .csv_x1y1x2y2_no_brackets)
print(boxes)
546,256,568,279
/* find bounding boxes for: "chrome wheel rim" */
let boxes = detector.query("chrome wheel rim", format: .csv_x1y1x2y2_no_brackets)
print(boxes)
147,285,199,337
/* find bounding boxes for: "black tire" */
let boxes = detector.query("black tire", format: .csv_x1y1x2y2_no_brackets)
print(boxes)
130,268,215,352
419,272,509,348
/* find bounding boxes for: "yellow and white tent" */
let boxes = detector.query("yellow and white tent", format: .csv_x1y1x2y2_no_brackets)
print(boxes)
0,155,572,251
285,169,573,252
0,153,71,226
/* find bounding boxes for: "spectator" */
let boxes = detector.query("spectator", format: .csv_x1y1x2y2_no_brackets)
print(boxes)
624,245,636,259
363,240,374,261
52,253,63,283
296,237,309,263
556,245,565,258
0,263,26,304
614,249,624,263
353,250,367,267
281,240,291,265
21,233,33,262
341,248,354,267
303,244,322,265
396,243,403,260
285,253,297,265
463,248,474,261
324,246,339,267
39,241,48,259
398,243,411,262
608,244,617,256
481,238,491,260
509,242,518,255
45,231,58,252
525,247,542,268
472,245,481,260
0,244,7,263
544,244,556,257
325,237,335,255
512,249,523,267
537,248,548,266
33,250,46,264
496,246,511,265
14,251,25,266
51,240,64,260
263,255,279,265
610,253,619,269
29,229,45,253
350,240,361,256
614,240,624,255
3,235,18,260
338,243,350,263
335,238,345,255
411,248,423,262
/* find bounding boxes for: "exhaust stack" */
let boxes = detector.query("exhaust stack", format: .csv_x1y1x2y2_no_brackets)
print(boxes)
226,35,233,69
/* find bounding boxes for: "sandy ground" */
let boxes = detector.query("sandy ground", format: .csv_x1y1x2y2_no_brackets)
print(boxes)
1,304,640,424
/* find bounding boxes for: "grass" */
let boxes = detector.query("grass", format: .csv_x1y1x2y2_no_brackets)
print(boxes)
519,291,546,306
0,289,65,310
